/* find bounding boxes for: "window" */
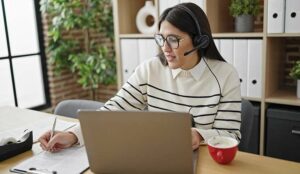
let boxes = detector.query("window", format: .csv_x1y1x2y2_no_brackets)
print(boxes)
0,0,49,109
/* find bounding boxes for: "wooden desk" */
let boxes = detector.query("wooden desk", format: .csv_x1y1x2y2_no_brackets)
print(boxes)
196,146,300,174
1,106,300,174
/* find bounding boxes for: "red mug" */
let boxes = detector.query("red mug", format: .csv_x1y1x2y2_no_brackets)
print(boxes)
207,136,238,164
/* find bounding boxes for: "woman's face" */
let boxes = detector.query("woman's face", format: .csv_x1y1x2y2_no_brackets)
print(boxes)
159,21,199,70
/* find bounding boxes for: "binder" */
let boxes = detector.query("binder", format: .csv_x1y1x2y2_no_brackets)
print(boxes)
120,39,139,84
285,0,300,33
267,0,285,33
219,39,234,65
233,39,248,97
138,39,159,63
159,0,180,15
180,0,206,12
247,39,262,98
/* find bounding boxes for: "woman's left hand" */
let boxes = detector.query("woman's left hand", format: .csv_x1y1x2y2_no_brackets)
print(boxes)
191,128,203,150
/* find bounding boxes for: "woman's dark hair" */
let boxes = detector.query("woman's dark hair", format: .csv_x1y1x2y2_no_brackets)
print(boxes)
157,3,225,65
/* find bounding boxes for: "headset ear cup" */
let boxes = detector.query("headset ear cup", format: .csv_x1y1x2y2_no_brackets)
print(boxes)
193,35,202,46
199,35,210,48
193,35,210,49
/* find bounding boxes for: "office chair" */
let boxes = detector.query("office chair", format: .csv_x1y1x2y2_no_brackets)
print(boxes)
239,99,256,153
54,99,104,118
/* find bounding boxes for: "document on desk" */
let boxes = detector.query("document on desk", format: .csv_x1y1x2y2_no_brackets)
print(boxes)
10,146,89,174
0,117,77,142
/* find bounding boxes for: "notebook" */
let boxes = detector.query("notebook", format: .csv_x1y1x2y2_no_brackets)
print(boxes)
78,111,196,174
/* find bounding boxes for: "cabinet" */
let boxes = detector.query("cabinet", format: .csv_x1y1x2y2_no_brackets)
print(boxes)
266,105,300,162
112,0,300,155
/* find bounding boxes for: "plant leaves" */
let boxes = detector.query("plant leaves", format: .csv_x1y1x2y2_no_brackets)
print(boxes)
41,0,116,98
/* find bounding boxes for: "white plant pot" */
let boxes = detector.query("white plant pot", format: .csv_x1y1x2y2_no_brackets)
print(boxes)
297,80,300,98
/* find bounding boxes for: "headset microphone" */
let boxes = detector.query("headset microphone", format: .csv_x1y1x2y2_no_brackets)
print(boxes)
184,42,205,56
184,35,210,56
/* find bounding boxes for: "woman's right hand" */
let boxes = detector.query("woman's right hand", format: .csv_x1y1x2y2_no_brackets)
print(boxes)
38,131,78,152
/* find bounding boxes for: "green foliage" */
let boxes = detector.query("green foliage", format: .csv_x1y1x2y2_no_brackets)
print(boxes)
290,61,300,79
69,46,116,88
229,0,260,17
40,0,116,99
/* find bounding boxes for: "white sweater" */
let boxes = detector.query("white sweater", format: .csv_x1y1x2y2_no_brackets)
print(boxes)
71,57,242,145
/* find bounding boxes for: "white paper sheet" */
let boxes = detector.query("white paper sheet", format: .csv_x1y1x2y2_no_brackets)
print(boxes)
10,146,89,174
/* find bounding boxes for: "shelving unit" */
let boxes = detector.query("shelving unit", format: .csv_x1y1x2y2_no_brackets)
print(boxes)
267,33,300,37
119,34,155,39
213,32,264,38
265,90,300,106
112,0,300,156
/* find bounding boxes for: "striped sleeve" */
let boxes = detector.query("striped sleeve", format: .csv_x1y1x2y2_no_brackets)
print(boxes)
101,65,148,111
197,68,242,143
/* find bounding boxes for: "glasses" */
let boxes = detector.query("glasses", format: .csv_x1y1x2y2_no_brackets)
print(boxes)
154,34,184,49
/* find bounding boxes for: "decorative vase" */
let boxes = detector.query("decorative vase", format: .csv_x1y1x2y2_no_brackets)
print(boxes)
297,80,300,98
235,14,254,32
136,1,158,34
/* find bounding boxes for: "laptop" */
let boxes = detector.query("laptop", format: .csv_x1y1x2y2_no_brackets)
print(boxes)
78,111,196,174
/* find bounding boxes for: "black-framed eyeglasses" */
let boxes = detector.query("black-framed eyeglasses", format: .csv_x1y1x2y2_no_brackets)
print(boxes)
154,34,184,49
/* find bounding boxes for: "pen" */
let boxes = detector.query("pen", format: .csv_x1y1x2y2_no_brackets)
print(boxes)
12,168,57,174
50,117,57,140
27,170,57,174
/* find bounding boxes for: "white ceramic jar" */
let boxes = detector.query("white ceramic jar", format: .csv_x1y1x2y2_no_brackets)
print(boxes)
136,1,158,34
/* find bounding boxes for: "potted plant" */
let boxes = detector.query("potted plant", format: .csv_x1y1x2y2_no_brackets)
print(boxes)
40,0,116,100
229,0,260,32
289,61,300,98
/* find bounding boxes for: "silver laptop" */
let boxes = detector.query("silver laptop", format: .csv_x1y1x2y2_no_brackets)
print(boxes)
78,111,195,174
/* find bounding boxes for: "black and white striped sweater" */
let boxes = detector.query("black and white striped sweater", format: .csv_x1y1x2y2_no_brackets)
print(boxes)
71,57,241,145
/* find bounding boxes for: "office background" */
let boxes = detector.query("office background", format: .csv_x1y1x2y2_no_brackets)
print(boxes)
0,0,300,162
1,0,299,110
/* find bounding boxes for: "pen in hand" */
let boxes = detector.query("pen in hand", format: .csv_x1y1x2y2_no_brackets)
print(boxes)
50,117,57,140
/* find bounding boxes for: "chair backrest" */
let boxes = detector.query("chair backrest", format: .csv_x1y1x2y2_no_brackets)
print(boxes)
239,99,255,152
54,99,104,118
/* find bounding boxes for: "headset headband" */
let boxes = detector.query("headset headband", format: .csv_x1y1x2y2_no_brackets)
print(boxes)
176,5,203,37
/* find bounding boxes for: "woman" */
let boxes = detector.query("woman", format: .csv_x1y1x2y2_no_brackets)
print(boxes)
39,3,241,152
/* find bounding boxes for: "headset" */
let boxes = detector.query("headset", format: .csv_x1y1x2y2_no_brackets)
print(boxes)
176,4,223,117
175,5,210,56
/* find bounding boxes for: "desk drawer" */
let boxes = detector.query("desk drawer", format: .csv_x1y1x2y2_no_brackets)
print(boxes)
266,106,300,162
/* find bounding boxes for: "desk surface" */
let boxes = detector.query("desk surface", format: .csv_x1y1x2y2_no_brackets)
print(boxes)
1,106,300,174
